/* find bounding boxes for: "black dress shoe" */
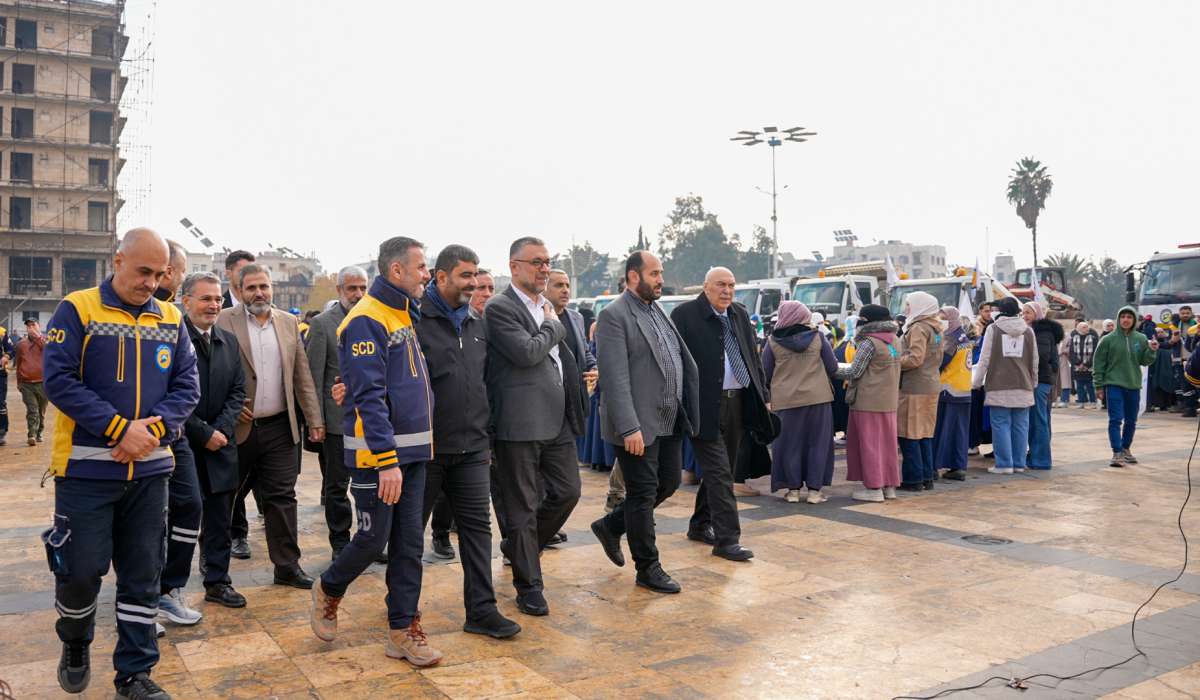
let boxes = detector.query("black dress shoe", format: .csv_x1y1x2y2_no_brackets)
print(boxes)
515,591,549,616
898,483,923,492
922,480,934,490
546,530,568,546
464,609,522,639
712,544,754,562
636,563,681,594
273,568,314,589
58,641,90,694
230,537,251,560
942,469,966,481
431,534,455,560
204,583,247,608
590,519,625,567
686,526,716,546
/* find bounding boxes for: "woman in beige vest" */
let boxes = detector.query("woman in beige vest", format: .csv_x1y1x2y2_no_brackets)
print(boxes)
970,296,1037,473
763,302,837,503
835,304,902,502
897,291,944,492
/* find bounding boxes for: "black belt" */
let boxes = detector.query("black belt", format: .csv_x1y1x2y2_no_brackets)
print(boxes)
252,412,289,427
722,388,744,399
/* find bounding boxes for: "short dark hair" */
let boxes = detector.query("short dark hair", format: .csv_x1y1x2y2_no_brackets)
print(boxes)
509,236,545,260
434,244,480,274
625,251,647,282
377,236,424,276
224,250,254,271
1182,306,1193,312
304,310,320,321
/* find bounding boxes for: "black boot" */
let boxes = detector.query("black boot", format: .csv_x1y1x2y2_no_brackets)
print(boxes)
58,641,90,694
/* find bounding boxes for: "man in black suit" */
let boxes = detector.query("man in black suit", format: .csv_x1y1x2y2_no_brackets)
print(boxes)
485,237,588,616
670,267,766,562
181,272,248,608
220,250,255,309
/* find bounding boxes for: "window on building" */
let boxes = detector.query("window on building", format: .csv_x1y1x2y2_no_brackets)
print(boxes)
900,255,910,265
92,28,114,57
87,201,108,231
10,196,31,228
90,68,112,102
10,256,52,295
89,111,113,144
0,18,7,47
12,107,33,138
88,158,109,186
912,251,923,264
10,152,32,181
63,258,96,293
12,63,35,94
14,19,36,49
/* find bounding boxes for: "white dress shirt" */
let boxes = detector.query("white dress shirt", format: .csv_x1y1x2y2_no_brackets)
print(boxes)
245,307,286,417
511,284,563,383
713,305,749,390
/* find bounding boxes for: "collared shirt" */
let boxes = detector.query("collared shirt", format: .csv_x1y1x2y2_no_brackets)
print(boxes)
626,289,682,435
512,284,563,383
712,305,749,390
245,307,285,417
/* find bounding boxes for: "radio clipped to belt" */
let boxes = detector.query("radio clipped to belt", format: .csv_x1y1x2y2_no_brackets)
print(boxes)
41,513,71,576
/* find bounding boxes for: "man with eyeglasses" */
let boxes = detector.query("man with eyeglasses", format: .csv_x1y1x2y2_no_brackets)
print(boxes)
484,237,588,617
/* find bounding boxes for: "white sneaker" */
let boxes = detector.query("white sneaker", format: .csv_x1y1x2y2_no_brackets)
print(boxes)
833,436,847,446
882,487,897,499
806,490,828,504
155,622,166,638
1014,467,1026,473
988,466,1014,475
785,489,802,503
852,488,884,502
159,588,203,626
967,447,980,456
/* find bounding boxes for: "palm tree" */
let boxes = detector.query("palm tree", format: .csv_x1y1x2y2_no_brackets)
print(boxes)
1006,158,1054,268
1043,252,1094,291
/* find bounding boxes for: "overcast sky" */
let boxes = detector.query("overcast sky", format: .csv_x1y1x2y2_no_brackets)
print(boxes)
137,1,1199,279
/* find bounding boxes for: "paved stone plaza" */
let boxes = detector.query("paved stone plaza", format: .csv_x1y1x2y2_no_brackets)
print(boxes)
1,387,1198,699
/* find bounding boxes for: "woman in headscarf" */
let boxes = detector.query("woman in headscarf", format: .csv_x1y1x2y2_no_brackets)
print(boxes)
1025,301,1063,470
933,305,973,480
836,304,901,501
972,297,1037,474
764,301,837,503
897,291,945,491
969,302,995,457
1055,332,1073,407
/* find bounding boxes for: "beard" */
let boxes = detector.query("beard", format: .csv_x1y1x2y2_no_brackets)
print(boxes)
636,278,661,301
248,300,271,316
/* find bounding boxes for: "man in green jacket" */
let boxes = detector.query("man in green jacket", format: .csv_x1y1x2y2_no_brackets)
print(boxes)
1093,305,1159,467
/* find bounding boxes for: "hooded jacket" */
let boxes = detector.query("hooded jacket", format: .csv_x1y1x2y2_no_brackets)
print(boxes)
971,314,1037,408
1031,319,1064,385
1093,306,1157,390
763,324,837,410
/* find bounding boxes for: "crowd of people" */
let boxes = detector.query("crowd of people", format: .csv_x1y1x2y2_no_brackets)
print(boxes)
6,225,1190,699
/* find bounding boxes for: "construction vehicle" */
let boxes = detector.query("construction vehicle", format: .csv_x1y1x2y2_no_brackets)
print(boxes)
1005,266,1084,319
1126,245,1200,326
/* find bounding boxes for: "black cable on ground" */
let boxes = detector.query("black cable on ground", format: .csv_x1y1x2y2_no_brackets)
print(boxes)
893,417,1197,700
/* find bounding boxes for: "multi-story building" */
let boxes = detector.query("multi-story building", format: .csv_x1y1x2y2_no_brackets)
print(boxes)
993,253,1016,284
210,248,322,312
0,0,125,327
830,239,948,279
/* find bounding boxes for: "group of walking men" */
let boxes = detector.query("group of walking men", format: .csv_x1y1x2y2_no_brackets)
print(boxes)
39,227,773,699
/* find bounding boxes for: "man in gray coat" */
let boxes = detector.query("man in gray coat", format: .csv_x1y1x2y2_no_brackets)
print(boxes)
485,237,588,617
590,251,699,594
305,265,368,556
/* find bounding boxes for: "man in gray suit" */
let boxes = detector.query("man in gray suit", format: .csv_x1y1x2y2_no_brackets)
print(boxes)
485,237,588,617
590,251,699,594
305,265,368,557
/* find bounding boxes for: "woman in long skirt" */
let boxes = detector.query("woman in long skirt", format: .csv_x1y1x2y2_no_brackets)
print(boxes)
835,304,902,502
933,306,972,480
764,302,838,503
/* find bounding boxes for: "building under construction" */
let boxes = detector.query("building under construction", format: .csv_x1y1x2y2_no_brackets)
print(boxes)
0,0,143,325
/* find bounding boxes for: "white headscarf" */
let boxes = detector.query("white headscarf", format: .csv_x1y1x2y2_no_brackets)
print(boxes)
903,291,940,331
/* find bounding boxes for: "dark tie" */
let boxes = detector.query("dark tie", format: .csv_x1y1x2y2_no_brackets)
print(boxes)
199,331,211,354
720,314,751,388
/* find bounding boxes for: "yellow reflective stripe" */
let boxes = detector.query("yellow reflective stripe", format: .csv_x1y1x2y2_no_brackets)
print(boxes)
105,414,122,437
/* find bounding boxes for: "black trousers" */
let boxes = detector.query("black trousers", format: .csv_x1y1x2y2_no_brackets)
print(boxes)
600,428,683,572
430,494,453,538
422,451,498,620
320,434,353,552
494,420,581,594
161,439,202,592
198,488,235,587
689,391,743,546
232,414,302,573
489,455,511,539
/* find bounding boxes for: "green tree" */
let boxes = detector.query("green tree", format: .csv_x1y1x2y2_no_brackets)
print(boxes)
1006,158,1054,268
552,242,611,297
734,225,772,282
657,194,741,288
1083,257,1129,318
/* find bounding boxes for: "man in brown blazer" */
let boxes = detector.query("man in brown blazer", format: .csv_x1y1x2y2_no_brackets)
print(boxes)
217,263,324,588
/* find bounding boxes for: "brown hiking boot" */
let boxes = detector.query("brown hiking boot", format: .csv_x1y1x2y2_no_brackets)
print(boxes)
385,615,444,667
309,582,342,641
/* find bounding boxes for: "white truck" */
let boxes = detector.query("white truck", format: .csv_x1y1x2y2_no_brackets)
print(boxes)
732,278,794,321
887,271,1014,319
1127,245,1200,325
791,275,879,325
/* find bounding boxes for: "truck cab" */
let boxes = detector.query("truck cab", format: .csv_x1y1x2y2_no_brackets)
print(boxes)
734,278,793,320
791,275,878,325
888,271,1013,318
1128,247,1200,325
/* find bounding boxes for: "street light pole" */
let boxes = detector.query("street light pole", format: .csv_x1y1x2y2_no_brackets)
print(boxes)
731,126,816,278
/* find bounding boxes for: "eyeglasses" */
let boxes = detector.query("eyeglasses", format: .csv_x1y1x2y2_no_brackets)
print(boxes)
513,258,552,270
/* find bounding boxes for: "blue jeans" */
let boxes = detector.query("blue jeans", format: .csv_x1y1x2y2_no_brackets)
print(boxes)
1075,376,1096,404
899,437,934,485
989,407,1029,469
1105,386,1140,451
1028,383,1053,469
321,463,426,629
1059,387,1071,404
50,474,169,684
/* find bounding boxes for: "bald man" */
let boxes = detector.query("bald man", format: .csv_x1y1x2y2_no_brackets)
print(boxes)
669,267,766,562
43,227,200,696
